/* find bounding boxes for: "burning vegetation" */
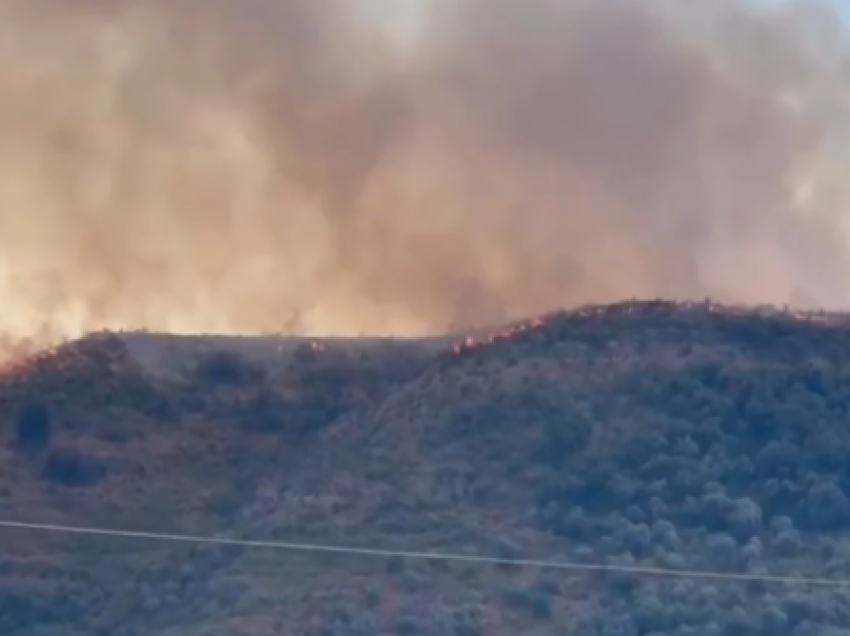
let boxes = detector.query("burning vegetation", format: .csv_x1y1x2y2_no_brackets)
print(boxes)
2,299,848,388
450,317,548,355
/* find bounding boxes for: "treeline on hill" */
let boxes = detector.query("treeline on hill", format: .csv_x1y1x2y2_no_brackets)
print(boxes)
0,302,850,635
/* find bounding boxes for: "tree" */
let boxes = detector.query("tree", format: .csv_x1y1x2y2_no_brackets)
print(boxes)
14,402,52,450
43,449,105,487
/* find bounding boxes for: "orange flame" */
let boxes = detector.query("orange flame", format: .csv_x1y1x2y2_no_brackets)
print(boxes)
451,317,546,354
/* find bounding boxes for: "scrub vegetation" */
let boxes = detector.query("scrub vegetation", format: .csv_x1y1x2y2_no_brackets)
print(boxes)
2,301,850,635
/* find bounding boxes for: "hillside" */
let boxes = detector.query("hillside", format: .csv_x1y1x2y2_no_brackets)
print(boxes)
1,301,850,635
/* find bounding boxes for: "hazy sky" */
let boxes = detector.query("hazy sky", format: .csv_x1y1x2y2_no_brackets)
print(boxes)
2,0,850,349
813,0,849,16
754,0,850,22
372,0,850,27
364,0,426,44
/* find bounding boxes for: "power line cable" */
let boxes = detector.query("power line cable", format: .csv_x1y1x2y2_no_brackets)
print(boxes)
0,519,846,587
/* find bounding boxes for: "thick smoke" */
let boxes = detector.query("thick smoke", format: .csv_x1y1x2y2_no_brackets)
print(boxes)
0,0,849,349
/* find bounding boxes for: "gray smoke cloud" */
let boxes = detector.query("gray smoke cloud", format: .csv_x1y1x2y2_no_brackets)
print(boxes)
0,0,849,351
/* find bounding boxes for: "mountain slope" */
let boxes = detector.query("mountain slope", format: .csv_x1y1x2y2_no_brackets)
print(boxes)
2,301,850,635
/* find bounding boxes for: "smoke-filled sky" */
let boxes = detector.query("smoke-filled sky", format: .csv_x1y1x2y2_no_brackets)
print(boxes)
1,0,850,348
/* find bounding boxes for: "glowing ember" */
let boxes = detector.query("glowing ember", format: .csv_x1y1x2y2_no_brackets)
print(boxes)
451,317,546,354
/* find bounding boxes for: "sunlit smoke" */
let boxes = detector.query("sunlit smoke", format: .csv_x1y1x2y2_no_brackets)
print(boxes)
1,0,850,356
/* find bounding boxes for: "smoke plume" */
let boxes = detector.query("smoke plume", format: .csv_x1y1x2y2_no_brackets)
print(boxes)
1,0,849,348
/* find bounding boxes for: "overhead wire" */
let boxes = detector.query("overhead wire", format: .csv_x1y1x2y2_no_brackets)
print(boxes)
0,519,847,587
